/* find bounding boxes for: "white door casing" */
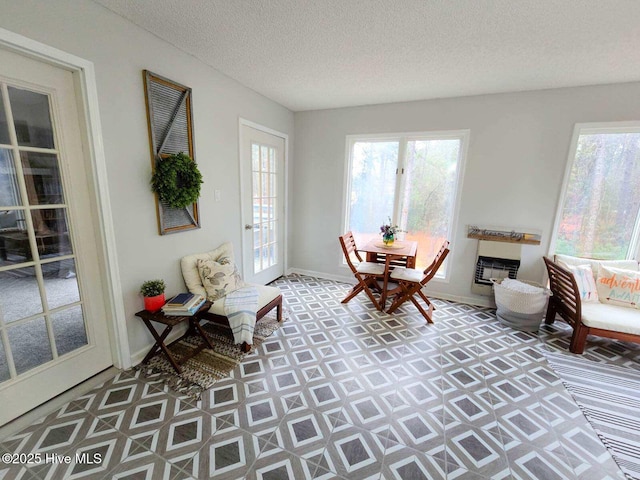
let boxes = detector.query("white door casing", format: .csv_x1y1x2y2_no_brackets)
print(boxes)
239,121,287,285
0,32,125,425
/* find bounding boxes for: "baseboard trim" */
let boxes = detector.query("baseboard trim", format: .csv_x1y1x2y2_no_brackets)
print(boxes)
130,323,188,367
286,268,355,284
429,292,493,308
285,268,493,308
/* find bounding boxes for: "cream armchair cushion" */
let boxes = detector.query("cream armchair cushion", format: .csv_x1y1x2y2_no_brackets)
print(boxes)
180,241,234,297
181,242,282,319
207,283,281,315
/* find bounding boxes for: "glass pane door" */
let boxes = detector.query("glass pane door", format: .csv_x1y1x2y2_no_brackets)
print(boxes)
0,83,86,384
251,142,278,274
241,125,285,285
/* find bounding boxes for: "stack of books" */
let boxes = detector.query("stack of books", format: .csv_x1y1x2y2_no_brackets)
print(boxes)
162,293,206,316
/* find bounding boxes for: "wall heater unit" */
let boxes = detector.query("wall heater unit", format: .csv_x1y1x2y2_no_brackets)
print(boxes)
471,240,522,296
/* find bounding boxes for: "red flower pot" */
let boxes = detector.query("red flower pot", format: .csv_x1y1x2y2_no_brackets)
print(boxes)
144,293,165,313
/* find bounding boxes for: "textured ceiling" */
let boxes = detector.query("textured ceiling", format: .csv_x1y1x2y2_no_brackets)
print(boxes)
94,0,640,111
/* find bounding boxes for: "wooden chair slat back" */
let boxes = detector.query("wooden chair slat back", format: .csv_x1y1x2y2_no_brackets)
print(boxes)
339,232,363,273
421,241,450,284
543,256,581,321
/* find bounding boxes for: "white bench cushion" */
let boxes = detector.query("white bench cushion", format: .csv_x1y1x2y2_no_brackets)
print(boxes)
581,302,640,336
207,283,280,316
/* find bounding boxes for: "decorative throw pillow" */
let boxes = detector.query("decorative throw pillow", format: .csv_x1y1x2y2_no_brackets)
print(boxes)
181,242,235,297
558,262,599,303
596,265,640,309
555,254,639,280
197,257,244,301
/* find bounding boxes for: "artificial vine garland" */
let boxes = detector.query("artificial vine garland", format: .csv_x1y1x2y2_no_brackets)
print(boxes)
151,152,203,209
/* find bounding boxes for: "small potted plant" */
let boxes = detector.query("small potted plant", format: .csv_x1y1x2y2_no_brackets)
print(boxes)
140,279,166,312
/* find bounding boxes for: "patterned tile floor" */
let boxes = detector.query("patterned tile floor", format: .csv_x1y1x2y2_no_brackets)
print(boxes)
0,274,628,479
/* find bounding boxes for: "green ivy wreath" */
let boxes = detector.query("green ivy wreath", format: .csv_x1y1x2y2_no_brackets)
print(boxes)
151,152,203,209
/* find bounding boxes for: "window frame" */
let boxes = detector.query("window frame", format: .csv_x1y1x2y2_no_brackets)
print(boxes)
549,121,640,261
341,129,470,282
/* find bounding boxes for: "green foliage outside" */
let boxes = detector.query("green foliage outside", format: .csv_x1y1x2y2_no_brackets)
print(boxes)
347,138,459,238
348,141,398,233
556,133,640,260
401,140,459,239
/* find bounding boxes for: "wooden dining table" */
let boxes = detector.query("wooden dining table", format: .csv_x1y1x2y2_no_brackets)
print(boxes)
358,238,418,309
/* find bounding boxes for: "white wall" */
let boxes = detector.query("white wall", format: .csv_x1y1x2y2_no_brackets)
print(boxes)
0,0,294,360
292,82,640,305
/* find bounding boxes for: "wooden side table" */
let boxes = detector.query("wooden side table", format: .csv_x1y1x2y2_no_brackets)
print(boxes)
135,300,213,374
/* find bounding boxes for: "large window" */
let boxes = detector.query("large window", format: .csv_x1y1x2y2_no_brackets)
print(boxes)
553,124,640,260
344,131,468,278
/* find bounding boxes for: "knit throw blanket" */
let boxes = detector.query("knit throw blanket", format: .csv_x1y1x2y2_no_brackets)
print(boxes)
223,286,259,345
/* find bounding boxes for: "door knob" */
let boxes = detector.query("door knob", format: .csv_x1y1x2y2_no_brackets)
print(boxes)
245,224,256,230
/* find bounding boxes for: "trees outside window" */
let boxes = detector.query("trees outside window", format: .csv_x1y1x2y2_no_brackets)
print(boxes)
553,124,640,260
344,131,468,277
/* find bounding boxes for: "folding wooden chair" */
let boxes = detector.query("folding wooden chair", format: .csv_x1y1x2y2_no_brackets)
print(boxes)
386,241,450,322
339,232,386,310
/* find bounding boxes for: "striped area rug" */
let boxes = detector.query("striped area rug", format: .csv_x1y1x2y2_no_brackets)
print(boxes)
545,351,640,480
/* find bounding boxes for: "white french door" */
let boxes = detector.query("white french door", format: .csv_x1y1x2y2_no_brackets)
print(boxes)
240,123,286,284
0,48,112,425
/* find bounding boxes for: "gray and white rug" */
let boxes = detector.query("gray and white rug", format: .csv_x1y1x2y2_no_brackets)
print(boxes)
540,322,640,480
136,313,284,399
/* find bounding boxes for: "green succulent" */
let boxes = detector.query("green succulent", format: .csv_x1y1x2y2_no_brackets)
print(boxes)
140,279,166,297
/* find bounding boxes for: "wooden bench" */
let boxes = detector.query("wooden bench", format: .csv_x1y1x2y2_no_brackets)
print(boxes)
181,242,282,352
543,256,640,353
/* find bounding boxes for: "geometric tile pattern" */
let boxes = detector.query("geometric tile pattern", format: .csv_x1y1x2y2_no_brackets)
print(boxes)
0,274,627,479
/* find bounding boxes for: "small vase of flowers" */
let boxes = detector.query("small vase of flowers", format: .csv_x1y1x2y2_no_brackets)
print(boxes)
380,218,400,245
